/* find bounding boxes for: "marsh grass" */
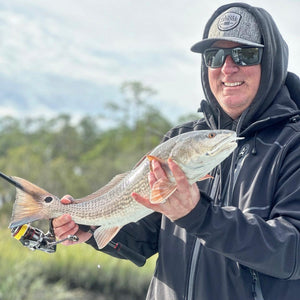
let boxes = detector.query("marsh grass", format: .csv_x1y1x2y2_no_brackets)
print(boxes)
0,228,156,300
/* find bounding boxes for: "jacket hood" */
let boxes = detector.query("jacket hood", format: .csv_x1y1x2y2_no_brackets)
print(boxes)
197,2,289,130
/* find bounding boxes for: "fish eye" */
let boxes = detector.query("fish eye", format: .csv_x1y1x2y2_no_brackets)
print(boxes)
208,132,216,139
44,196,53,203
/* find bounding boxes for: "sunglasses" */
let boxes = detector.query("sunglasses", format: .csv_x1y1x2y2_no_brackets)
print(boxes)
203,46,263,68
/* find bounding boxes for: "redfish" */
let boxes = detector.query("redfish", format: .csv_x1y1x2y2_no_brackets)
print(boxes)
4,130,239,249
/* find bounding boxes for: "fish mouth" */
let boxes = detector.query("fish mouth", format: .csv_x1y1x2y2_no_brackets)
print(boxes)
207,134,243,156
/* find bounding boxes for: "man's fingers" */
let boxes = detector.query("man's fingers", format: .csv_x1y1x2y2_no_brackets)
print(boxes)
132,192,152,209
168,158,189,191
52,214,79,240
52,210,93,245
132,192,162,212
57,225,79,243
56,224,79,241
168,158,184,177
52,214,72,227
148,171,157,188
152,159,167,179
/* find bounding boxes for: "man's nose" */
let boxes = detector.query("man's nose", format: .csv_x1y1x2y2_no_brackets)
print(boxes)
221,55,239,74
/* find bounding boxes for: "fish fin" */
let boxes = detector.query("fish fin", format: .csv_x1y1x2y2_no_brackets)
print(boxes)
147,155,168,172
9,177,51,228
94,226,121,249
132,152,150,169
73,172,130,203
150,178,177,204
198,174,214,181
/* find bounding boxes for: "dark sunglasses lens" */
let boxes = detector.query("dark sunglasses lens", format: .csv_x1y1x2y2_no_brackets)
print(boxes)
204,47,262,68
232,48,260,66
204,49,225,68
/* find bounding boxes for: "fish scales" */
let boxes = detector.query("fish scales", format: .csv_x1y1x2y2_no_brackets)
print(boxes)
5,130,240,249
47,159,153,226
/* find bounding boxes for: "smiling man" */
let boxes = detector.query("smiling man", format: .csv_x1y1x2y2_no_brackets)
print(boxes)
206,41,261,119
53,3,300,300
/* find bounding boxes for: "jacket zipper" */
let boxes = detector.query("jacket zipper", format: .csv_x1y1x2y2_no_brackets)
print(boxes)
186,239,202,300
226,144,265,300
186,169,220,299
185,140,252,299
225,143,249,206
250,269,265,300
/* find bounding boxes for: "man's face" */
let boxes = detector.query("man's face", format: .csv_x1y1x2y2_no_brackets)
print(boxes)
208,41,261,119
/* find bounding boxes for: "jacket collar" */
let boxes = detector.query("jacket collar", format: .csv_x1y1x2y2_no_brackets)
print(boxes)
200,84,300,136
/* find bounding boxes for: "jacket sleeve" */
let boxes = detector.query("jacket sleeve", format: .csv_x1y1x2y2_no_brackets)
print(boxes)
86,212,161,260
175,135,300,280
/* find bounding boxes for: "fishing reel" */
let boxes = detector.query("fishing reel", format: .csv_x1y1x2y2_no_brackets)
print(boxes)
10,222,78,253
10,223,146,266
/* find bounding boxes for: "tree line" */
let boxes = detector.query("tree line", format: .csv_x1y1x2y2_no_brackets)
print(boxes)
0,81,199,213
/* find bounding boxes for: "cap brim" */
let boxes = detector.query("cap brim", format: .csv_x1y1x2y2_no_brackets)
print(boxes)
191,37,264,53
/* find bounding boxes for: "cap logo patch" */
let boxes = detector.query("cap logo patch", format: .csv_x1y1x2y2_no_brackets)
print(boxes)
218,12,241,31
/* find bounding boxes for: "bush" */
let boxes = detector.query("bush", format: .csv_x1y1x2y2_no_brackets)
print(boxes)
0,228,156,300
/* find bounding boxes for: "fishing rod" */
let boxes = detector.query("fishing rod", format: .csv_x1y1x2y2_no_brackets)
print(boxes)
86,225,146,266
0,171,24,190
1,170,146,266
108,240,146,267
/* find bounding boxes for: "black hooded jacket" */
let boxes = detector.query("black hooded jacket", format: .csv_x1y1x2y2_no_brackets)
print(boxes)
200,2,289,132
87,3,300,299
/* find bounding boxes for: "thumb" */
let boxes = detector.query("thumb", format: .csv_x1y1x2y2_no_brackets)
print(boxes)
60,194,74,205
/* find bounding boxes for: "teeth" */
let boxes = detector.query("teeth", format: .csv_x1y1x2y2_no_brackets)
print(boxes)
224,82,243,87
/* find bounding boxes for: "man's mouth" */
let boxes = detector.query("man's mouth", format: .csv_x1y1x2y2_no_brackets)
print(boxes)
223,81,243,87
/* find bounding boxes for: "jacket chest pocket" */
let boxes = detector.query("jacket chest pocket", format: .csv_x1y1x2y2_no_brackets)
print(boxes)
230,144,273,219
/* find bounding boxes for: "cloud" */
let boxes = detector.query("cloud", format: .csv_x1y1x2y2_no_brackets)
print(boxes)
0,0,299,123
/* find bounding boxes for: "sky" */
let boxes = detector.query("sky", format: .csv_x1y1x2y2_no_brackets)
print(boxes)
0,0,299,124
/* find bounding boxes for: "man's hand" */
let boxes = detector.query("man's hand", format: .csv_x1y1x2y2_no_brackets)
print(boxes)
52,195,92,245
132,158,200,221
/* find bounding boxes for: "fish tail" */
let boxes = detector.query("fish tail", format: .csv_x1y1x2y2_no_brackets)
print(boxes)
9,177,51,228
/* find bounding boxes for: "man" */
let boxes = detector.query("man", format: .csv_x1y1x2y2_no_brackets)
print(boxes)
53,3,300,299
